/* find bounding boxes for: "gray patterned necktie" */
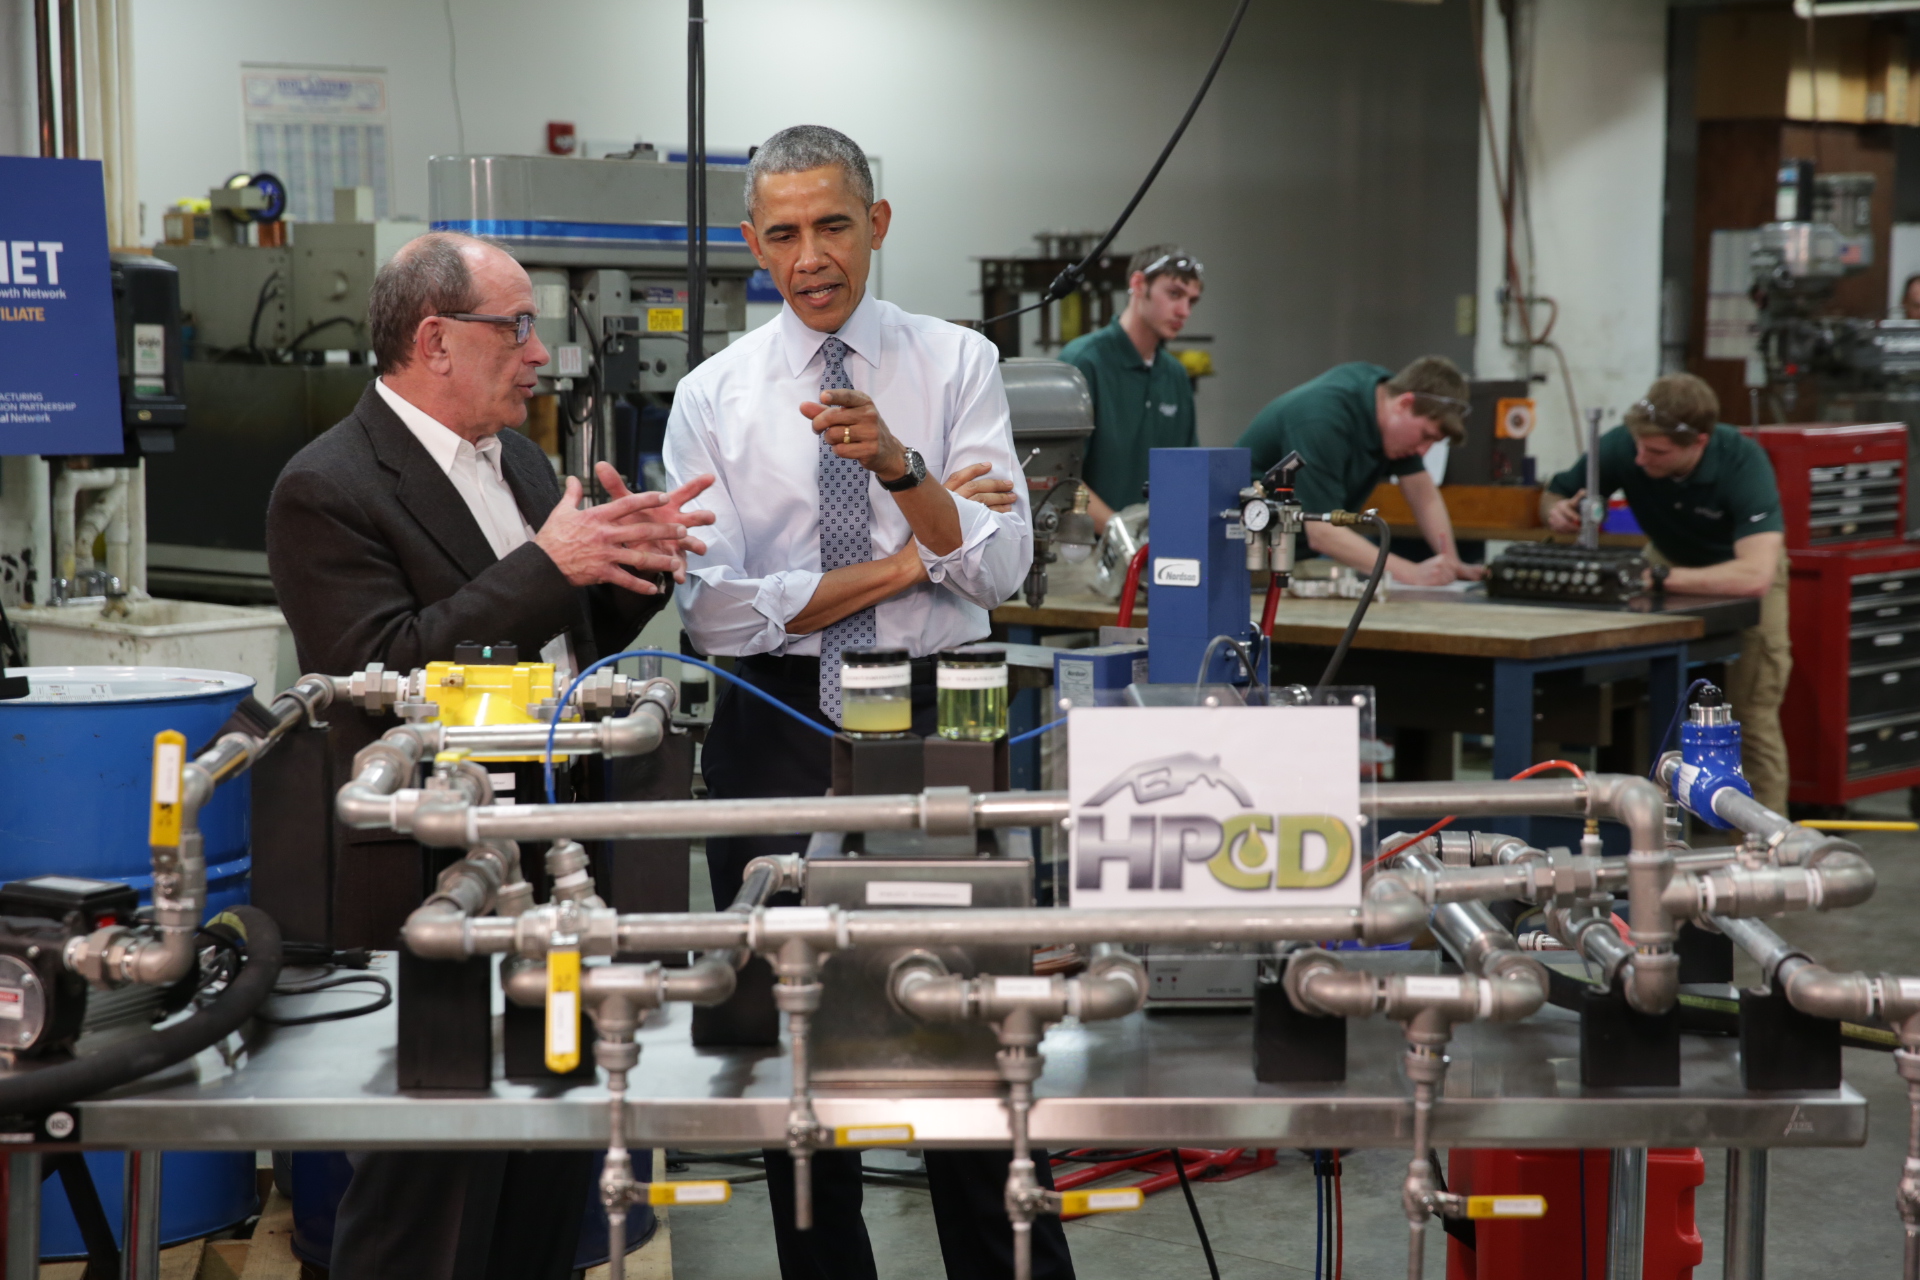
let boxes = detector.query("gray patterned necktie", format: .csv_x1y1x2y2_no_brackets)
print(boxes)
816,335,876,723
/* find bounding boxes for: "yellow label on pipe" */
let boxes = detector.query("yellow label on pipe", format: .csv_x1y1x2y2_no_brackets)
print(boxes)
149,731,186,847
545,948,581,1073
1059,1187,1144,1215
648,1180,731,1206
832,1124,915,1147
1466,1195,1546,1219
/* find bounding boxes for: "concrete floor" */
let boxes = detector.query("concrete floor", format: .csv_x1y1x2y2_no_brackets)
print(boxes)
674,795,1920,1279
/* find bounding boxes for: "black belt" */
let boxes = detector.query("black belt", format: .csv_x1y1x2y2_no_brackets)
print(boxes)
740,652,937,686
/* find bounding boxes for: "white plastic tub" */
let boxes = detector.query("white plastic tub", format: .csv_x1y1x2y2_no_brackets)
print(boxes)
14,598,288,696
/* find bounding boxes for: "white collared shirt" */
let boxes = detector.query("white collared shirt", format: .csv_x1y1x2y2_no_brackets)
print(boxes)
375,377,573,673
664,291,1032,658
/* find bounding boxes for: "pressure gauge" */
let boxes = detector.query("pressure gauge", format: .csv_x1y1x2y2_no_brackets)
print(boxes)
1241,501,1272,533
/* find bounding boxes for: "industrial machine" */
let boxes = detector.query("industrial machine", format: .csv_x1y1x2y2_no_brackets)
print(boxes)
427,154,755,492
1486,408,1649,604
1001,359,1096,608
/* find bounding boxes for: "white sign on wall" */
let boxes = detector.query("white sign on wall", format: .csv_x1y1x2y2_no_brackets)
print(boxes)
1067,706,1362,909
241,65,391,224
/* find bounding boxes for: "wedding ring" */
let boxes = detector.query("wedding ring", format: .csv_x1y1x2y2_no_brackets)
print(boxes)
844,427,852,444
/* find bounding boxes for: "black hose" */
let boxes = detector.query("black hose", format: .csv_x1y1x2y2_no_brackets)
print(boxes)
1169,1151,1221,1280
1314,513,1391,694
980,0,1253,329
0,906,283,1113
49,1151,120,1278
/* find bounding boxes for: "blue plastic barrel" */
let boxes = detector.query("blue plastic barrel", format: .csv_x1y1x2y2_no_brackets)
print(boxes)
0,666,256,912
0,666,261,1256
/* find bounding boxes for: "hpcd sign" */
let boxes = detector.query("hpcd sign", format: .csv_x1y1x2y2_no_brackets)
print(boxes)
1066,705,1363,909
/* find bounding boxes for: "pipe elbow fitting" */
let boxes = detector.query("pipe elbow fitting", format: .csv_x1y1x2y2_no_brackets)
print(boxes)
501,957,547,1007
888,951,967,1022
662,955,737,1006
1362,874,1429,944
1776,958,1876,1022
1481,965,1548,1022
1074,947,1145,1022
403,902,473,960
1288,951,1380,1019
1812,850,1876,910
1624,949,1680,1016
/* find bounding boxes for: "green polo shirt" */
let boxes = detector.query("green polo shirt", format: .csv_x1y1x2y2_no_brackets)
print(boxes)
1235,362,1423,512
1057,321,1196,510
1546,424,1784,567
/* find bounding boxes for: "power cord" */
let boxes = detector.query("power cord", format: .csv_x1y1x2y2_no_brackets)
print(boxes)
978,0,1252,331
256,972,392,1027
1169,1151,1221,1280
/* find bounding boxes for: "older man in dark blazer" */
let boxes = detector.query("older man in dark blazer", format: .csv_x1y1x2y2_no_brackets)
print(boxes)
267,231,711,949
264,231,712,1280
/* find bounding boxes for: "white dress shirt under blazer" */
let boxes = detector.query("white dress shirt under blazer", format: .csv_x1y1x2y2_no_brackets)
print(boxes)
374,376,574,673
665,291,1033,658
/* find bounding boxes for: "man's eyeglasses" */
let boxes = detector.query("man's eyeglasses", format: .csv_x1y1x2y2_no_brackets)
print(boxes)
437,312,537,345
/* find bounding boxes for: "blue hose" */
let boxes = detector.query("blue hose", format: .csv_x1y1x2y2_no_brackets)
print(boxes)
544,649,835,804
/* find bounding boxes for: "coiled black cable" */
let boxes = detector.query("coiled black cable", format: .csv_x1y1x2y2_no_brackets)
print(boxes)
0,905,282,1113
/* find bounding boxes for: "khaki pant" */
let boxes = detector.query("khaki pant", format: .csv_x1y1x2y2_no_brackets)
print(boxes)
1648,547,1794,813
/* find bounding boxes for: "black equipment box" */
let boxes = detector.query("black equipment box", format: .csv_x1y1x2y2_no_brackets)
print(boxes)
1487,544,1650,604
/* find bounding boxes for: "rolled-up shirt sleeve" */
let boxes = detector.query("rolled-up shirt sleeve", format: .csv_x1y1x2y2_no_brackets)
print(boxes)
665,384,823,655
916,339,1033,610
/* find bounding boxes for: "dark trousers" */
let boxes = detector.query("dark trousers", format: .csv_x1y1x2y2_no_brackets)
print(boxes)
702,655,1077,1280
329,1149,596,1280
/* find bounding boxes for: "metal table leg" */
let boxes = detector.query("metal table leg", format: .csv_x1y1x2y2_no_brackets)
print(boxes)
1491,657,1538,843
6,1153,40,1280
121,1149,161,1280
1724,1148,1768,1280
1608,1146,1647,1280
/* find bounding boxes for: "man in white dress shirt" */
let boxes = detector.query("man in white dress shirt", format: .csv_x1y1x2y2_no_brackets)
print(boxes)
665,125,1063,1280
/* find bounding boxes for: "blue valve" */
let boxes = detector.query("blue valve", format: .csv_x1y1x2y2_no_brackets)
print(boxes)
1670,682,1752,829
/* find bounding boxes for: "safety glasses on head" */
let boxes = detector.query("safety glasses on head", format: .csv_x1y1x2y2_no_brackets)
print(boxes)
1412,393,1471,422
1142,254,1204,281
437,311,537,344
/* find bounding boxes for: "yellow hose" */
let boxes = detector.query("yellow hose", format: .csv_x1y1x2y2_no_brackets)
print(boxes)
1799,820,1919,832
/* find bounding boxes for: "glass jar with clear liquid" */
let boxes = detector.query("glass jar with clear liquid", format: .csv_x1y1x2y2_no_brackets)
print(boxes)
936,645,1008,740
839,647,913,736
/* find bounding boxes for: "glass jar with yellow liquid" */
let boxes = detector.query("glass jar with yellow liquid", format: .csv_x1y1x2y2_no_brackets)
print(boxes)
936,645,1008,740
839,647,913,736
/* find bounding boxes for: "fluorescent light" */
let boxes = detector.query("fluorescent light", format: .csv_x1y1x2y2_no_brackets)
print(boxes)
1794,0,1920,16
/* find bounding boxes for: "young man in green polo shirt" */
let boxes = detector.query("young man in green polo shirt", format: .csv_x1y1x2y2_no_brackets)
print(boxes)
1542,372,1791,811
1057,245,1202,534
1236,356,1482,586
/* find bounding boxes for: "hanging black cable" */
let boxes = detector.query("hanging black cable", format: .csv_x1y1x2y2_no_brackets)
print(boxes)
1313,513,1391,694
686,0,708,368
979,0,1252,334
1169,1152,1222,1280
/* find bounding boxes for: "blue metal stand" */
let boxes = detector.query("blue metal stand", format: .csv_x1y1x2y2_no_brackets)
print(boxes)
1487,641,1687,844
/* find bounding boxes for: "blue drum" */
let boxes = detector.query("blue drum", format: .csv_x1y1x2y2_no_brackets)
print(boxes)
0,665,261,1255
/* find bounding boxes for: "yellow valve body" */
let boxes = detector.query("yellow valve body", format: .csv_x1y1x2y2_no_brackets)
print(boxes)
149,730,186,847
545,948,581,1073
650,1181,732,1206
832,1124,915,1147
1466,1195,1546,1219
1060,1187,1145,1215
421,661,559,761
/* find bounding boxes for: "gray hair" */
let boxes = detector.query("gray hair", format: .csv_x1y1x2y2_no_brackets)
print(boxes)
368,231,489,372
745,125,874,221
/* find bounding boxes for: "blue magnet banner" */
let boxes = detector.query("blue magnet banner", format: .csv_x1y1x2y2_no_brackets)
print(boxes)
0,157,122,456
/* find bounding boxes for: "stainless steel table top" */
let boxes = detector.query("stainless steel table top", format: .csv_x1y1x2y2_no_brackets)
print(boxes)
65,956,1866,1153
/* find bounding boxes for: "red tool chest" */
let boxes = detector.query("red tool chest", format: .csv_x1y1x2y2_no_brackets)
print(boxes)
1782,544,1920,805
1743,424,1920,806
1743,423,1907,548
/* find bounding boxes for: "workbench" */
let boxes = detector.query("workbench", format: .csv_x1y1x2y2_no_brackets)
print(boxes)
994,585,1761,843
7,950,1862,1277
